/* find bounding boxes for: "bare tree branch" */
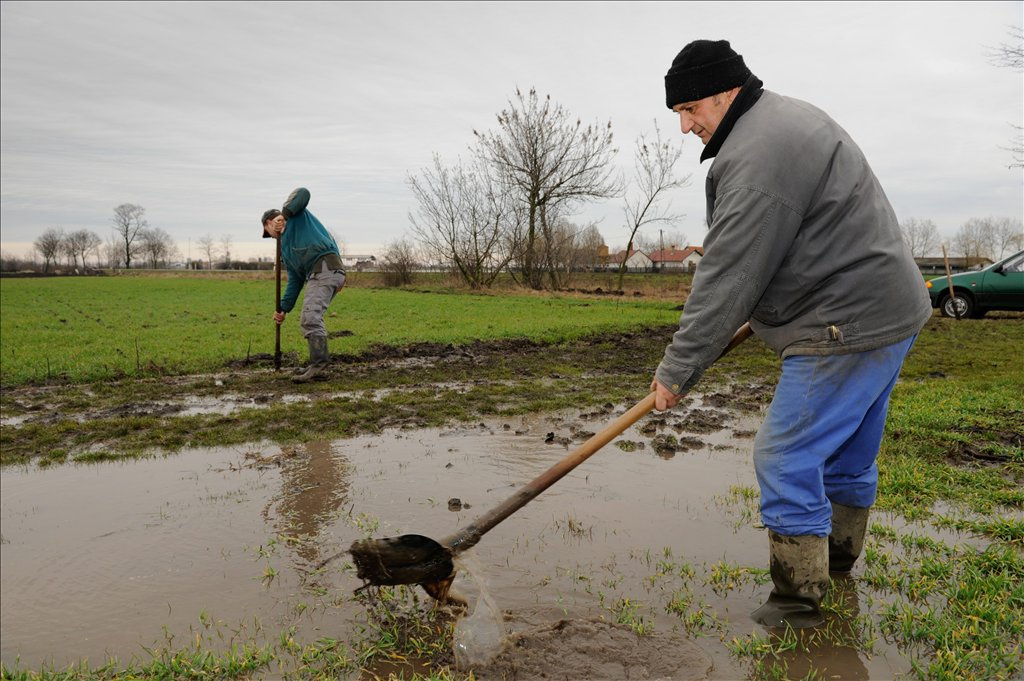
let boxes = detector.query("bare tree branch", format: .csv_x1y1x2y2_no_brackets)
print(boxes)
899,217,941,258
474,88,622,289
618,121,689,290
197,234,218,270
988,26,1023,168
408,154,517,288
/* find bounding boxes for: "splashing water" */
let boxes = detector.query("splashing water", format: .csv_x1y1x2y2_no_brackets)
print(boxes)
452,551,506,669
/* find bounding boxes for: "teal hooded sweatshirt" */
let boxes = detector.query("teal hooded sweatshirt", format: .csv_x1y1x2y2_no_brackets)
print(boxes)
278,188,341,313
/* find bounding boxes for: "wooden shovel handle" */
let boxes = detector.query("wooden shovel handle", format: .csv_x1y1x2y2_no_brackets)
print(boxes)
274,238,282,371
443,321,753,553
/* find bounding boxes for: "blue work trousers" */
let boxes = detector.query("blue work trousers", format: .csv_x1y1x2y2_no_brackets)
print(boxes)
753,335,917,537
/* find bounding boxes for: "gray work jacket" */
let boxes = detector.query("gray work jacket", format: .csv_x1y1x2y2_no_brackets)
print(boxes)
655,90,931,394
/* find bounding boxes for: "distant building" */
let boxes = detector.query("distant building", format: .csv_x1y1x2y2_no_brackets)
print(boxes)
914,256,993,275
605,248,653,272
649,245,703,272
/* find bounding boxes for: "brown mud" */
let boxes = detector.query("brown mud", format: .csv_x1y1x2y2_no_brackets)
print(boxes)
0,326,777,466
472,612,712,681
2,332,641,426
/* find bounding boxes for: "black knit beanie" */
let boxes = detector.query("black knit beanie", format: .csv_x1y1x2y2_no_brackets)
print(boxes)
664,40,752,109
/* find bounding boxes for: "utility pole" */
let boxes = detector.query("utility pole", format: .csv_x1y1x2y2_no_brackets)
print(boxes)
659,229,664,273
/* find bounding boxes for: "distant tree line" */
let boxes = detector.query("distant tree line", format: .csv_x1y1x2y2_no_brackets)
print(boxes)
9,203,261,274
23,203,180,272
899,216,1024,262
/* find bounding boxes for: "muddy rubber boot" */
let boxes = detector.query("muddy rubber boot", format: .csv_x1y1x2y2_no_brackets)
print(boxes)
828,502,870,574
292,335,329,383
751,531,829,629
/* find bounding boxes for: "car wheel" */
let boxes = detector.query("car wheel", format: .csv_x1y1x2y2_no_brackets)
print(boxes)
940,291,974,318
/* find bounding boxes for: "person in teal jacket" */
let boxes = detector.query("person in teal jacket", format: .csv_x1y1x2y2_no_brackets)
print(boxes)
261,188,346,382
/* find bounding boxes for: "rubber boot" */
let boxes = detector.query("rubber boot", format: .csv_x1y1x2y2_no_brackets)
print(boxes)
828,502,870,574
292,335,329,383
751,531,829,629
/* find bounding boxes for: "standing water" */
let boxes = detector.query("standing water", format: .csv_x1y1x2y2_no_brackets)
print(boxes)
2,398,919,679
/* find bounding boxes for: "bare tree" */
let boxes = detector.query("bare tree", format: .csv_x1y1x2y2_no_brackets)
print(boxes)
408,153,517,289
112,204,147,269
197,234,218,270
992,217,1024,257
899,217,941,258
953,217,1004,262
988,26,1023,168
139,227,178,268
575,223,606,272
380,238,420,287
34,228,64,273
537,218,604,286
962,216,1024,259
220,234,234,268
60,233,78,268
65,229,102,269
618,122,689,290
103,235,123,269
474,88,622,290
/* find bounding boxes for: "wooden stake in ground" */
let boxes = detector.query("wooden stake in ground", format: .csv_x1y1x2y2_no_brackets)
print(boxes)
274,237,282,370
941,244,962,321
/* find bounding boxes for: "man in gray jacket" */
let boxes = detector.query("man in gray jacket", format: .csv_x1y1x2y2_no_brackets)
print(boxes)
651,40,931,628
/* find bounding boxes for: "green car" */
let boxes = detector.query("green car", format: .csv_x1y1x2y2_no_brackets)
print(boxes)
926,249,1024,318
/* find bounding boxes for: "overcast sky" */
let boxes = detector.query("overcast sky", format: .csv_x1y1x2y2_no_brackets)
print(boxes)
1,1,1021,262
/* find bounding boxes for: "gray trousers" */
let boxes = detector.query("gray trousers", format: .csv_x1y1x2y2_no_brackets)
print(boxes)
299,263,346,338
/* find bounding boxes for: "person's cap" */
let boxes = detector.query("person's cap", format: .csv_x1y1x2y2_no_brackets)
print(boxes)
261,209,282,238
664,39,752,109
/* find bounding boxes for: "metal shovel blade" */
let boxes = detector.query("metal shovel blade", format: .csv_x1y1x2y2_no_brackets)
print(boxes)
350,534,455,586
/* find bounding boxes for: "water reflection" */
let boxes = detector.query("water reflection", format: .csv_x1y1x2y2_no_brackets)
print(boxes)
264,440,351,567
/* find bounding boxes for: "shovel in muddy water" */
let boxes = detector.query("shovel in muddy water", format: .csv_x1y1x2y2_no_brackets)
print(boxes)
349,323,753,602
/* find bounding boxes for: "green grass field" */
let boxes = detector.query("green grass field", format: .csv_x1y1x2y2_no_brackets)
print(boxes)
0,275,681,385
2,274,1022,680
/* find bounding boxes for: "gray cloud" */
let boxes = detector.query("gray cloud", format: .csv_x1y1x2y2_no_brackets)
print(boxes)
2,1,1021,259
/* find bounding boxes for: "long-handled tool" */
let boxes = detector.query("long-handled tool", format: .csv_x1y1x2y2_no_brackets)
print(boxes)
348,323,753,602
274,237,282,371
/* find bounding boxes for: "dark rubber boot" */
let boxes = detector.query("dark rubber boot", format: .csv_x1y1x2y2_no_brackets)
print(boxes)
829,502,870,574
292,335,329,383
751,531,829,629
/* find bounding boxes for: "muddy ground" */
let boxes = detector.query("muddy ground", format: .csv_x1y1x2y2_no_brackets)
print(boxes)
4,387,912,680
2,320,1021,679
0,325,776,465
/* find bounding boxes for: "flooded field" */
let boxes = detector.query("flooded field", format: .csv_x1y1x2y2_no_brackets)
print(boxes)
0,392,988,679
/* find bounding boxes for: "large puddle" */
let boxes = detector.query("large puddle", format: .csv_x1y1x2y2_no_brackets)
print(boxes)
2,395,935,678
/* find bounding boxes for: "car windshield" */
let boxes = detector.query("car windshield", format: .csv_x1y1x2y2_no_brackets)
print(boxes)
1000,252,1024,273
